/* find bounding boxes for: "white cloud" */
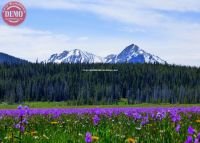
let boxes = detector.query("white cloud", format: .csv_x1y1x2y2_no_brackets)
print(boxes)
16,0,200,26
1,0,200,27
20,0,200,12
0,25,70,62
138,0,200,12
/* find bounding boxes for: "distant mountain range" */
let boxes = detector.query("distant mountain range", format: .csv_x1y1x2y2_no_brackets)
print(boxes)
0,52,28,64
0,44,167,64
47,44,167,64
47,49,104,63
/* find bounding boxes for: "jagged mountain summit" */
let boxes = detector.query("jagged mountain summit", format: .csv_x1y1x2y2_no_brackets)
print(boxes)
47,49,104,63
0,52,28,64
47,44,167,64
106,44,166,64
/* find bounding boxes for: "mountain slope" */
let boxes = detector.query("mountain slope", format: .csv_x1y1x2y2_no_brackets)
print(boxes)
104,54,117,63
47,49,104,63
0,52,28,64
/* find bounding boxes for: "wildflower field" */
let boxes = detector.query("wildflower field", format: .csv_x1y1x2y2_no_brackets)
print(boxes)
0,106,200,143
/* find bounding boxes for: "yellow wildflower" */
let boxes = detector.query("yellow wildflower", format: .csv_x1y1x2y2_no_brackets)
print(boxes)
92,136,99,142
50,121,58,125
127,138,136,143
196,120,200,123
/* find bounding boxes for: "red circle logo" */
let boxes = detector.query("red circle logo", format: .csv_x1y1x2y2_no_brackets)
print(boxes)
2,1,26,26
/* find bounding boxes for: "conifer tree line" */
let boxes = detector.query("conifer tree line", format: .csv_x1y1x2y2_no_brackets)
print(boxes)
0,63,200,104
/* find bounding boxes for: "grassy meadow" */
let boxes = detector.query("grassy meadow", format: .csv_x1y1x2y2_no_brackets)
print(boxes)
0,106,200,143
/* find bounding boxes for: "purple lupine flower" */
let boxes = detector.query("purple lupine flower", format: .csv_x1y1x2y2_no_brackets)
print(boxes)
22,118,28,124
85,132,92,143
194,133,200,143
18,105,25,117
24,106,30,115
194,139,200,143
17,105,23,110
175,124,181,132
20,126,25,132
125,112,132,117
141,115,149,126
185,136,193,143
93,115,100,126
151,112,155,119
16,105,29,133
188,126,195,135
156,112,164,120
24,106,29,110
171,114,181,123
15,123,20,129
15,123,25,133
133,112,142,120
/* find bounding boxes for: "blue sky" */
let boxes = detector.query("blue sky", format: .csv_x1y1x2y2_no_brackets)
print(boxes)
0,0,200,66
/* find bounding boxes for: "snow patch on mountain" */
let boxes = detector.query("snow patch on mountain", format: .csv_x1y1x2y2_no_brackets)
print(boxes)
47,49,104,63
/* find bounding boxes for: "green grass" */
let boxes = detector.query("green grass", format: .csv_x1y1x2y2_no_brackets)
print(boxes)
0,101,200,109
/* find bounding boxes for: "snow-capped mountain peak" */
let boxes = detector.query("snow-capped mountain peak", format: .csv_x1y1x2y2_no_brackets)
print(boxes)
112,44,166,64
47,49,103,63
